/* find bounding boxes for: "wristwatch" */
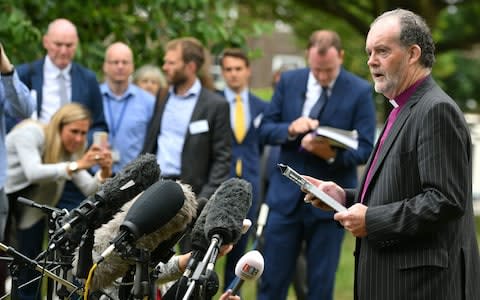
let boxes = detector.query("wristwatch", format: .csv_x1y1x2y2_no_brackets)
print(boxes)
68,161,79,173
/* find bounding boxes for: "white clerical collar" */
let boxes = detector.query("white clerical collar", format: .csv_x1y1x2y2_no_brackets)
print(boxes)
389,99,399,108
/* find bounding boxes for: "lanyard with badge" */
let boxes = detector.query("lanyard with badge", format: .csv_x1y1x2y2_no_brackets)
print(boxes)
106,95,130,162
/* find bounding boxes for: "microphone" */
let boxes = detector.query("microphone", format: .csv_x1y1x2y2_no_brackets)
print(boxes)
256,203,269,238
49,153,160,249
82,180,197,291
204,178,252,246
96,180,185,262
179,196,210,282
17,196,66,216
230,250,264,295
241,219,252,234
150,198,208,265
186,179,252,294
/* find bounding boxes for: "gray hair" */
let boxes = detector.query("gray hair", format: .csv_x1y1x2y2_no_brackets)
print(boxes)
373,9,435,68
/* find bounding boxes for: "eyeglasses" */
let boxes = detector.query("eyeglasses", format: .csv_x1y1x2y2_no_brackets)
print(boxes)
106,60,132,65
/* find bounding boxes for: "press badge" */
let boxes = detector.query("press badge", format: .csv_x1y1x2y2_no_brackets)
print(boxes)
189,120,209,135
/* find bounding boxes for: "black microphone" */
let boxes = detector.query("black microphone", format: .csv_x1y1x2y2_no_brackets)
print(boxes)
204,178,252,246
17,196,65,216
151,197,209,268
179,196,210,283
84,180,197,291
49,153,160,249
181,178,252,300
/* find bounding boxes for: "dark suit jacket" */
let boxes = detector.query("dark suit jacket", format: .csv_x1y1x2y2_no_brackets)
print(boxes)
219,91,268,209
347,76,480,300
142,87,231,199
260,67,376,218
14,58,108,137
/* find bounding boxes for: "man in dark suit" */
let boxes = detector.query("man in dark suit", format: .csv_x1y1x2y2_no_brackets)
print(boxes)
258,30,376,300
12,18,108,212
305,9,480,300
142,37,231,208
217,48,268,289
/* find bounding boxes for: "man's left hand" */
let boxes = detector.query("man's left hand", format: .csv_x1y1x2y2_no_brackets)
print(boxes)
334,203,368,237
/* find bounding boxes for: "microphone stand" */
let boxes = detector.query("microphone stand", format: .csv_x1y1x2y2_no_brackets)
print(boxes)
15,197,71,300
183,234,222,300
132,248,150,300
0,243,81,299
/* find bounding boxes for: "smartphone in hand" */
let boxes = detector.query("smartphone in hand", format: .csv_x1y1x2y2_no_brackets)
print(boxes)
93,131,109,148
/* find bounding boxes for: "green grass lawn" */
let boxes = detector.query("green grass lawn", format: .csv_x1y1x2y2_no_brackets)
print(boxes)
214,216,480,300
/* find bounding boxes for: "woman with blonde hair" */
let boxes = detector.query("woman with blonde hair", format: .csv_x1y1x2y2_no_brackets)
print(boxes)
5,103,112,300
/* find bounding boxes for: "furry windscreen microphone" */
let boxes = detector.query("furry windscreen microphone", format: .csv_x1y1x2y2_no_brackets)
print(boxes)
79,181,197,292
55,153,160,240
190,197,210,253
80,153,161,228
204,178,252,245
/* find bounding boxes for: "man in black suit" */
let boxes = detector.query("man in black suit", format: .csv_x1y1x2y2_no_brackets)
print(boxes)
305,9,479,300
142,36,231,210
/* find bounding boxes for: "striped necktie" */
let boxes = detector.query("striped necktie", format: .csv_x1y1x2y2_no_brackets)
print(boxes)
309,86,329,119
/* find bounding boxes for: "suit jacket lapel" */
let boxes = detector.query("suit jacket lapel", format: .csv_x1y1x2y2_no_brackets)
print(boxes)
70,63,79,101
320,68,346,122
32,60,44,117
370,105,412,177
359,78,432,202
184,88,207,145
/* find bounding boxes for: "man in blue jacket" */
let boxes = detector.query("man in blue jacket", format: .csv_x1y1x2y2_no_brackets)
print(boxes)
13,18,108,212
218,48,268,290
258,30,376,300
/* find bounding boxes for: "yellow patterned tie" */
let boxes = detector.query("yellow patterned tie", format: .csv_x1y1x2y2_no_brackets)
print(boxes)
234,94,246,177
234,94,246,143
235,159,242,177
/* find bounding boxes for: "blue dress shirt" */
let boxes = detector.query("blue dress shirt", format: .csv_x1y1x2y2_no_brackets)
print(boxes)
100,83,155,174
157,79,201,176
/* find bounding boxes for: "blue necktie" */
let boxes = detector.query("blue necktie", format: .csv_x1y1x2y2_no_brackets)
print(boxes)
309,86,329,119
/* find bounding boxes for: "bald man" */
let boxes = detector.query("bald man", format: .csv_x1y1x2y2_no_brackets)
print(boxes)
100,42,155,173
14,18,107,133
7,18,108,300
11,18,108,210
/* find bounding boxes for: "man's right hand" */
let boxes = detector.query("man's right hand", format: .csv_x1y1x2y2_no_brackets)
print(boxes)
0,43,14,74
288,116,319,136
302,176,346,210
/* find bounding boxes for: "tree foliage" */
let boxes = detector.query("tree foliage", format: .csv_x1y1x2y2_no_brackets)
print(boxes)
244,0,480,114
1,0,479,113
0,0,271,79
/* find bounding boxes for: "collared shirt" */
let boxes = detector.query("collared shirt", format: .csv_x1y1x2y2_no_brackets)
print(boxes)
0,71,36,188
302,71,336,117
157,79,201,176
100,83,155,173
224,86,251,132
40,56,72,123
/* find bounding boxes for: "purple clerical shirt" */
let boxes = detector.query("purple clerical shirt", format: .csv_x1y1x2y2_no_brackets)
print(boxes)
360,77,428,203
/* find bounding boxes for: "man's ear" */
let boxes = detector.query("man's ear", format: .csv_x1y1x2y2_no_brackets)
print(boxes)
409,45,422,64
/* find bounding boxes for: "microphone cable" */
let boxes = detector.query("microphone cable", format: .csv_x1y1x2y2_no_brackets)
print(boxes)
84,262,98,300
